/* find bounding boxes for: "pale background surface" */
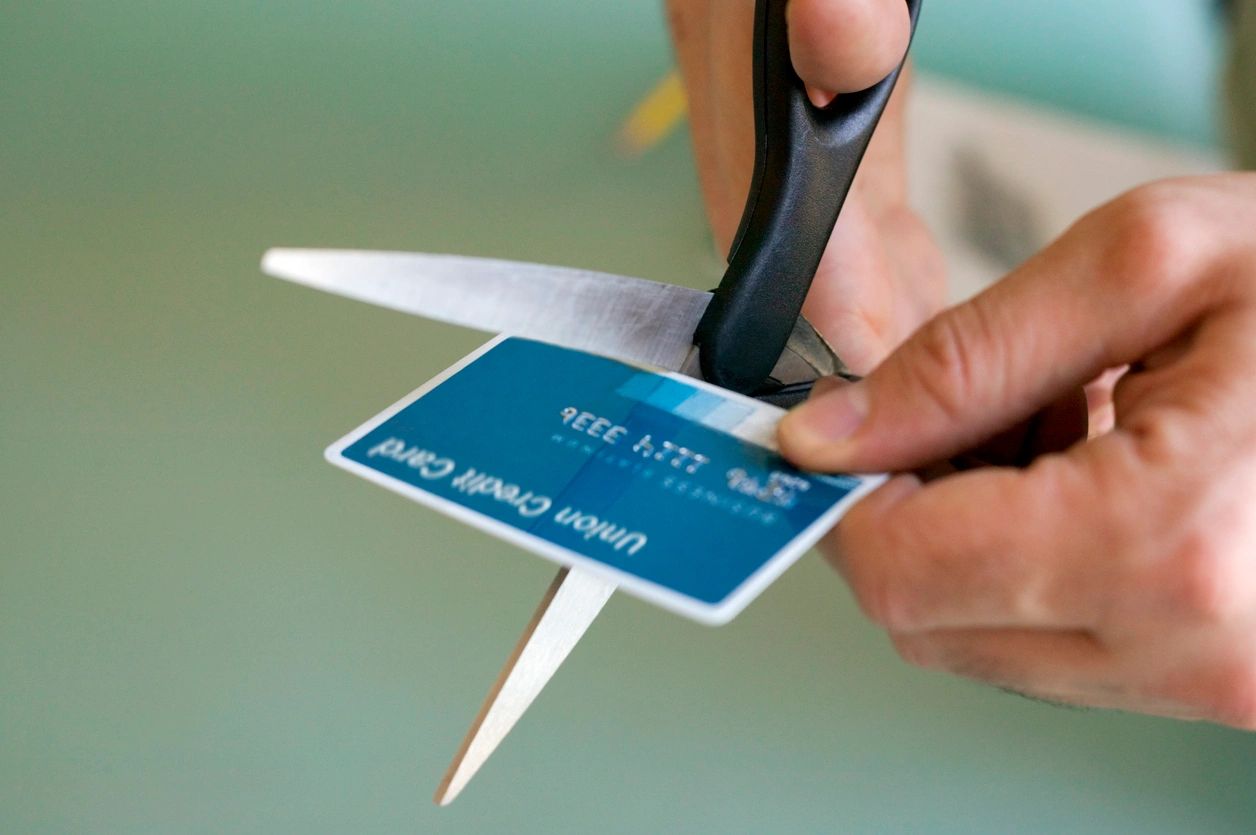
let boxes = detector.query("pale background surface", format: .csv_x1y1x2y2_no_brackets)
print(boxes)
3,2,1253,833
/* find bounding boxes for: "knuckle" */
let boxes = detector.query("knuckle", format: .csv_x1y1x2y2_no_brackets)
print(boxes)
1163,533,1248,624
1122,403,1239,492
1124,408,1190,471
1094,182,1205,296
903,304,993,425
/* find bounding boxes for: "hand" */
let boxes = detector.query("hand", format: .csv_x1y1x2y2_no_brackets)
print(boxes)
780,175,1256,729
666,0,945,373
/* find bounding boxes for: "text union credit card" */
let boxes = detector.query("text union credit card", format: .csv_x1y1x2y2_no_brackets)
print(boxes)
326,337,884,624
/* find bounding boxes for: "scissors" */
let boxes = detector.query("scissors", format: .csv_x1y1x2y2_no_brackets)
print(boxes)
262,0,920,804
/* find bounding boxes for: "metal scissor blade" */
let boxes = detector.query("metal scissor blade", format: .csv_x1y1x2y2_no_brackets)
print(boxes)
434,568,615,806
262,248,711,371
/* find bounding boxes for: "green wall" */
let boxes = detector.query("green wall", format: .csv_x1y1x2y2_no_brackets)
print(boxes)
914,0,1224,146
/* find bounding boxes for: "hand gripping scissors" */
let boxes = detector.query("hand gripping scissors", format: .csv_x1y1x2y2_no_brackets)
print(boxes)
262,0,920,804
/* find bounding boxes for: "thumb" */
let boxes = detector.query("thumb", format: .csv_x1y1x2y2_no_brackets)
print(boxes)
777,188,1218,472
787,0,912,97
778,294,1095,472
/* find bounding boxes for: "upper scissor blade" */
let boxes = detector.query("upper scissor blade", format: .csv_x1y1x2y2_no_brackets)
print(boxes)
262,248,711,371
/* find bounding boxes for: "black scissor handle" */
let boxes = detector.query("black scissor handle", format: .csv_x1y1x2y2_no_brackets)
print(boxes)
695,0,922,394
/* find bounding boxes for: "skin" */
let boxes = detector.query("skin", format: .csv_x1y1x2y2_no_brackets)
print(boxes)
669,0,1256,729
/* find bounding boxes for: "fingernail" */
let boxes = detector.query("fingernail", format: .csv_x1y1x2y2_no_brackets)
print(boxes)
781,383,868,452
805,84,836,109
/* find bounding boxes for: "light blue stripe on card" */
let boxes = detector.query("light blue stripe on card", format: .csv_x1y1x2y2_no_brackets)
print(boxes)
617,373,754,432
673,390,722,421
698,400,754,432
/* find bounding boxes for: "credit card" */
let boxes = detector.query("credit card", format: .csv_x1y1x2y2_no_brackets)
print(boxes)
326,337,884,624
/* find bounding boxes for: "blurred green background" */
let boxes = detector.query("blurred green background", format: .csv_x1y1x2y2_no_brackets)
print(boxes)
3,1,1252,833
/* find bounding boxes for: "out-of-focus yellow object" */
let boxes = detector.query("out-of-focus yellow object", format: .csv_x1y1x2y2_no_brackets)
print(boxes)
616,70,688,157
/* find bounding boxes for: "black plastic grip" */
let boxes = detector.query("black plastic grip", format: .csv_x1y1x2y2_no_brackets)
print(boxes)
694,0,922,394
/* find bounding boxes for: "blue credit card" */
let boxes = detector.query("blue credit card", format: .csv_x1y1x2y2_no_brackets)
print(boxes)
326,337,883,624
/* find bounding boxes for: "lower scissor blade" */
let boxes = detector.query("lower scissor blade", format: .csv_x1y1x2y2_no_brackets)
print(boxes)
434,568,615,806
262,248,711,372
